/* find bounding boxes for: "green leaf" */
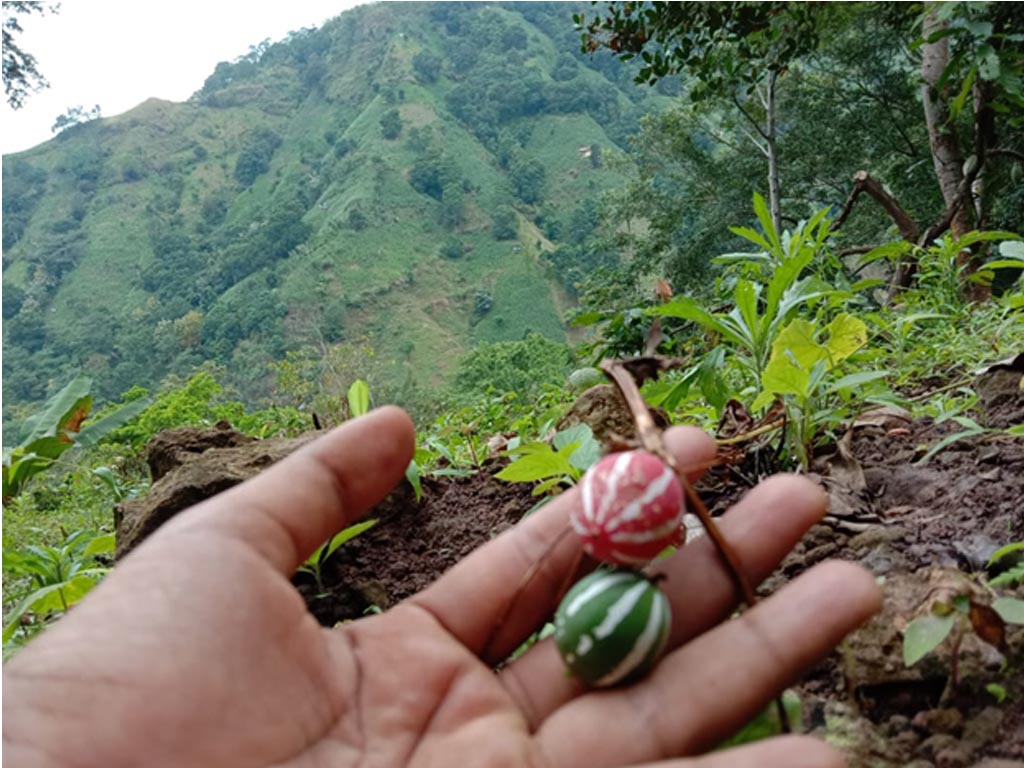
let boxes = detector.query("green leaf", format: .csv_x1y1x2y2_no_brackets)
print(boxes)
983,260,1024,271
850,278,886,292
91,467,124,501
726,225,773,253
762,353,811,399
329,518,378,551
858,241,912,266
993,597,1024,625
903,614,956,666
986,683,1008,703
405,460,422,503
824,313,867,364
29,574,100,614
75,395,154,448
83,533,116,556
989,564,1024,588
751,192,779,251
19,376,93,446
827,370,890,393
347,380,371,418
496,446,576,483
718,690,802,748
653,298,748,348
977,44,1000,81
531,477,565,496
950,64,976,119
555,424,601,472
998,241,1024,259
988,542,1024,566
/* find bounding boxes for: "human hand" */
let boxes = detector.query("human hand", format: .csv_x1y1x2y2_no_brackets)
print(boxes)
3,407,880,767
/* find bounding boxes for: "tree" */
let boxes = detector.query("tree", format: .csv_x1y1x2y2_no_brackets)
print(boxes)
453,333,573,398
380,108,402,140
51,104,102,135
3,2,57,110
492,207,518,240
581,1,1024,296
578,2,821,234
234,127,282,187
412,50,442,84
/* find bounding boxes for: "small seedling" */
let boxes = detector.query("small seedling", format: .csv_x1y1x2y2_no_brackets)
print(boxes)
297,519,378,596
903,579,1024,697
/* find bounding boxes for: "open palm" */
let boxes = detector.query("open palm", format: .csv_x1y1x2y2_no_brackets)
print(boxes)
3,407,879,768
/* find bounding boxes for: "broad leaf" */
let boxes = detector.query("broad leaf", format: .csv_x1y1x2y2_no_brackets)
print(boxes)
824,313,867,364
83,533,116,556
988,542,1024,566
347,380,371,418
903,614,956,666
75,395,155,448
993,597,1024,625
998,240,1024,259
19,376,93,446
827,370,890,393
496,444,578,483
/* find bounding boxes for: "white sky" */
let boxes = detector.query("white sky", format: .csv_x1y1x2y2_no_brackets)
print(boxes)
2,0,366,155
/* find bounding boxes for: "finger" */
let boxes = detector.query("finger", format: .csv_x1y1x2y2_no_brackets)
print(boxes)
408,427,718,663
501,473,827,727
154,406,415,575
536,561,881,767
625,735,844,768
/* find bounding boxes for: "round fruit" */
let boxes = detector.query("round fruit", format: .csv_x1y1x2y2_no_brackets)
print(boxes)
554,569,672,687
572,450,684,567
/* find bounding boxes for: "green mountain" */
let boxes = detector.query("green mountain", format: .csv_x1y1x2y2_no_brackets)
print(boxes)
2,2,667,421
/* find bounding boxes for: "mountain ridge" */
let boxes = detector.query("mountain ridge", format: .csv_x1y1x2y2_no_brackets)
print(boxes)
2,2,667,423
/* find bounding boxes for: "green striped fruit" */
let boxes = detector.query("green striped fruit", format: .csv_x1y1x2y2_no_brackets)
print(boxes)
554,569,672,688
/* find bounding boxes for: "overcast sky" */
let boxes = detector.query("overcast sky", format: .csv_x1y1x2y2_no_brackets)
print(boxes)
2,0,366,155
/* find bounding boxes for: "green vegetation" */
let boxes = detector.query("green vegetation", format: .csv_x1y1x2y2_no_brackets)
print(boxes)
3,2,662,425
2,9,1023,753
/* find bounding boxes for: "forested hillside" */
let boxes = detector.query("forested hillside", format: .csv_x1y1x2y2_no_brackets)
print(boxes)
2,2,671,427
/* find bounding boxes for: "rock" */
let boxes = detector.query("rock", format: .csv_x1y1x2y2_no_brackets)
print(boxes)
144,421,256,481
849,525,907,552
920,734,961,761
912,708,965,737
935,746,972,768
556,384,670,445
115,426,315,559
960,708,1005,753
952,534,1001,573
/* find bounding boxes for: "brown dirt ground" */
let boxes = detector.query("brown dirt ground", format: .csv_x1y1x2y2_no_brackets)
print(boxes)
297,394,1024,768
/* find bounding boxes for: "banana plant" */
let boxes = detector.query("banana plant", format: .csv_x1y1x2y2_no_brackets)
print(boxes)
2,377,152,501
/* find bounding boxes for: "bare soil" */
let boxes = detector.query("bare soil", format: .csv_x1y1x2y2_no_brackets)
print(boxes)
297,394,1024,768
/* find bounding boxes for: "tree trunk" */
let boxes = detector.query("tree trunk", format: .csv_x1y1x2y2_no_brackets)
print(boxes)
765,70,783,237
921,6,970,237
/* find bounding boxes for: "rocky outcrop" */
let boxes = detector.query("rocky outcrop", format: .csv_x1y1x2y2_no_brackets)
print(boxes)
114,424,315,559
556,384,670,444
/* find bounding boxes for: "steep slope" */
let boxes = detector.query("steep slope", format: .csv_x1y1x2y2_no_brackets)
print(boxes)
2,2,666,416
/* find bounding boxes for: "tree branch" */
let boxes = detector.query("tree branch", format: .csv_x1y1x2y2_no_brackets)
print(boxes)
988,147,1024,163
831,171,921,243
731,93,769,141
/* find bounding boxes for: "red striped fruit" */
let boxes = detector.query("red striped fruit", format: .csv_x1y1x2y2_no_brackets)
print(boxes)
554,568,672,687
572,450,684,567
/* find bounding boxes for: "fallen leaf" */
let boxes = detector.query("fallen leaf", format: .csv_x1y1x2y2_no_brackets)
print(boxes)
969,601,1007,652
